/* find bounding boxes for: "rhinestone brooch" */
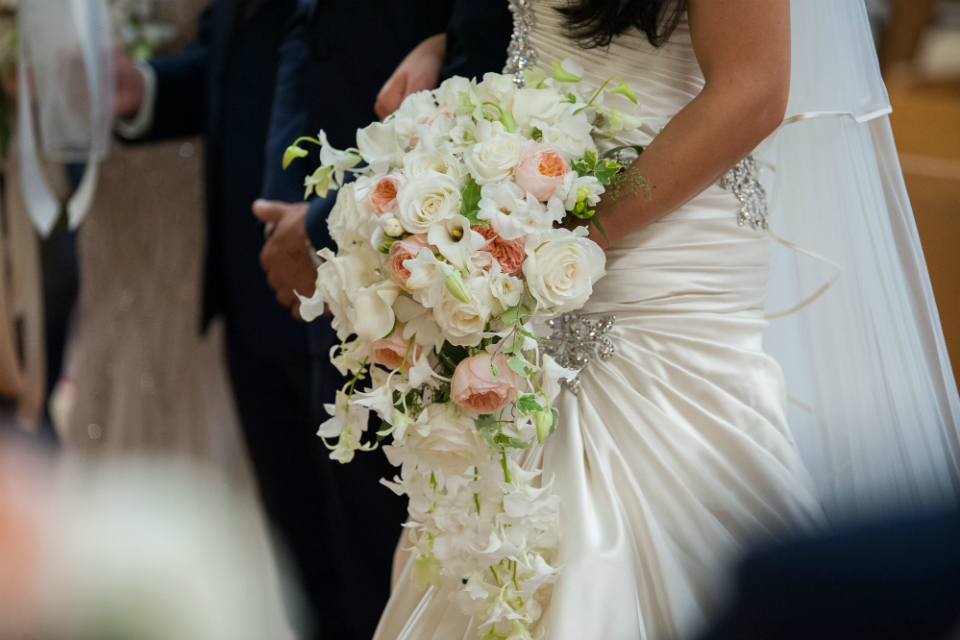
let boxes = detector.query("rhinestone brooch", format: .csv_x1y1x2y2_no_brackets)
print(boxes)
544,313,616,394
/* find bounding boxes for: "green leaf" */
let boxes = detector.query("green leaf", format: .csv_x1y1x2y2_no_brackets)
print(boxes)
500,303,530,325
507,356,528,376
593,159,622,185
551,61,582,83
583,149,598,171
490,363,500,377
460,178,487,227
492,433,529,452
591,215,609,243
480,424,501,452
517,394,544,414
571,161,589,178
475,414,496,431
503,332,525,355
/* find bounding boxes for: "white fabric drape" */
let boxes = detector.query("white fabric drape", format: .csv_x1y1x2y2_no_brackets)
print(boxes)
17,0,114,236
761,0,960,521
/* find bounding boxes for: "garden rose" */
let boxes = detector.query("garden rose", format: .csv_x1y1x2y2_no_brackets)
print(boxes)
523,227,606,313
370,325,422,372
513,140,568,202
451,353,523,414
371,174,404,215
474,225,526,276
387,235,433,289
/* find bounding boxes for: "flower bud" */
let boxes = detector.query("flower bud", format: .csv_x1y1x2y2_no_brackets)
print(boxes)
444,270,470,304
282,144,308,169
535,408,556,443
384,217,404,238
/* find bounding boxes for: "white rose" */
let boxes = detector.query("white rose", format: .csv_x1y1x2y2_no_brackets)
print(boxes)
512,88,564,132
464,132,523,185
314,247,381,339
395,170,461,233
350,281,403,343
403,147,466,181
433,283,489,347
327,183,375,249
523,227,606,313
433,76,472,108
407,403,489,476
356,121,405,173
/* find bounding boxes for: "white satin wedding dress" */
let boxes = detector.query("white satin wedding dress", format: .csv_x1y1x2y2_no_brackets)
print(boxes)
373,4,829,639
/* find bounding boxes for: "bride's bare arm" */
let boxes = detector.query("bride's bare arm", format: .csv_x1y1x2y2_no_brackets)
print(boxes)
589,0,790,247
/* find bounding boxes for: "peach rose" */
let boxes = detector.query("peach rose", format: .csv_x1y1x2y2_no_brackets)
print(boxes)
513,140,569,202
451,353,523,414
473,225,525,276
371,174,404,215
370,325,421,372
387,234,433,289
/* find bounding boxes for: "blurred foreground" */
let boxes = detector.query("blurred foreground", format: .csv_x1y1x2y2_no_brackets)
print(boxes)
0,437,299,640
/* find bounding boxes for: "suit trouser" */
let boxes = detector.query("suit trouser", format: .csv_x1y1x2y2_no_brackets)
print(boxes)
226,320,407,640
225,327,333,640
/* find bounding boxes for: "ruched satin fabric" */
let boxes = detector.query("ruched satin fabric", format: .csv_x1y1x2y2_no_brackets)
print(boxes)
373,5,826,639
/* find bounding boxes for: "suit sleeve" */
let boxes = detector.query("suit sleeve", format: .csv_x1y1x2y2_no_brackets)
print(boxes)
440,0,514,81
141,3,215,140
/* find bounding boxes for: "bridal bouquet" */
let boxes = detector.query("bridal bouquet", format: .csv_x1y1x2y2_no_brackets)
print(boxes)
287,59,641,639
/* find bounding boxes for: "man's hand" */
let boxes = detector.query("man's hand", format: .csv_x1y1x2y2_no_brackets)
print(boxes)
114,47,145,119
252,199,318,320
374,33,446,120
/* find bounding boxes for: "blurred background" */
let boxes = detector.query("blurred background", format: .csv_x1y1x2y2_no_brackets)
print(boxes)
871,0,960,384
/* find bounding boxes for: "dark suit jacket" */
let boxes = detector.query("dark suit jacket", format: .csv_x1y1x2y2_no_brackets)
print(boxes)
143,0,305,357
298,0,514,253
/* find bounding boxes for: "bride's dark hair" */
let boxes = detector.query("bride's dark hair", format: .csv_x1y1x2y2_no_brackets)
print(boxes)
557,0,686,49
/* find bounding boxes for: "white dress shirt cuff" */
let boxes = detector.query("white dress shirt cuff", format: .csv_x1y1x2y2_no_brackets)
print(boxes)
115,61,157,140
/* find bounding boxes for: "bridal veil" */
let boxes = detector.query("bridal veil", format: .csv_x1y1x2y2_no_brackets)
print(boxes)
762,0,960,522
